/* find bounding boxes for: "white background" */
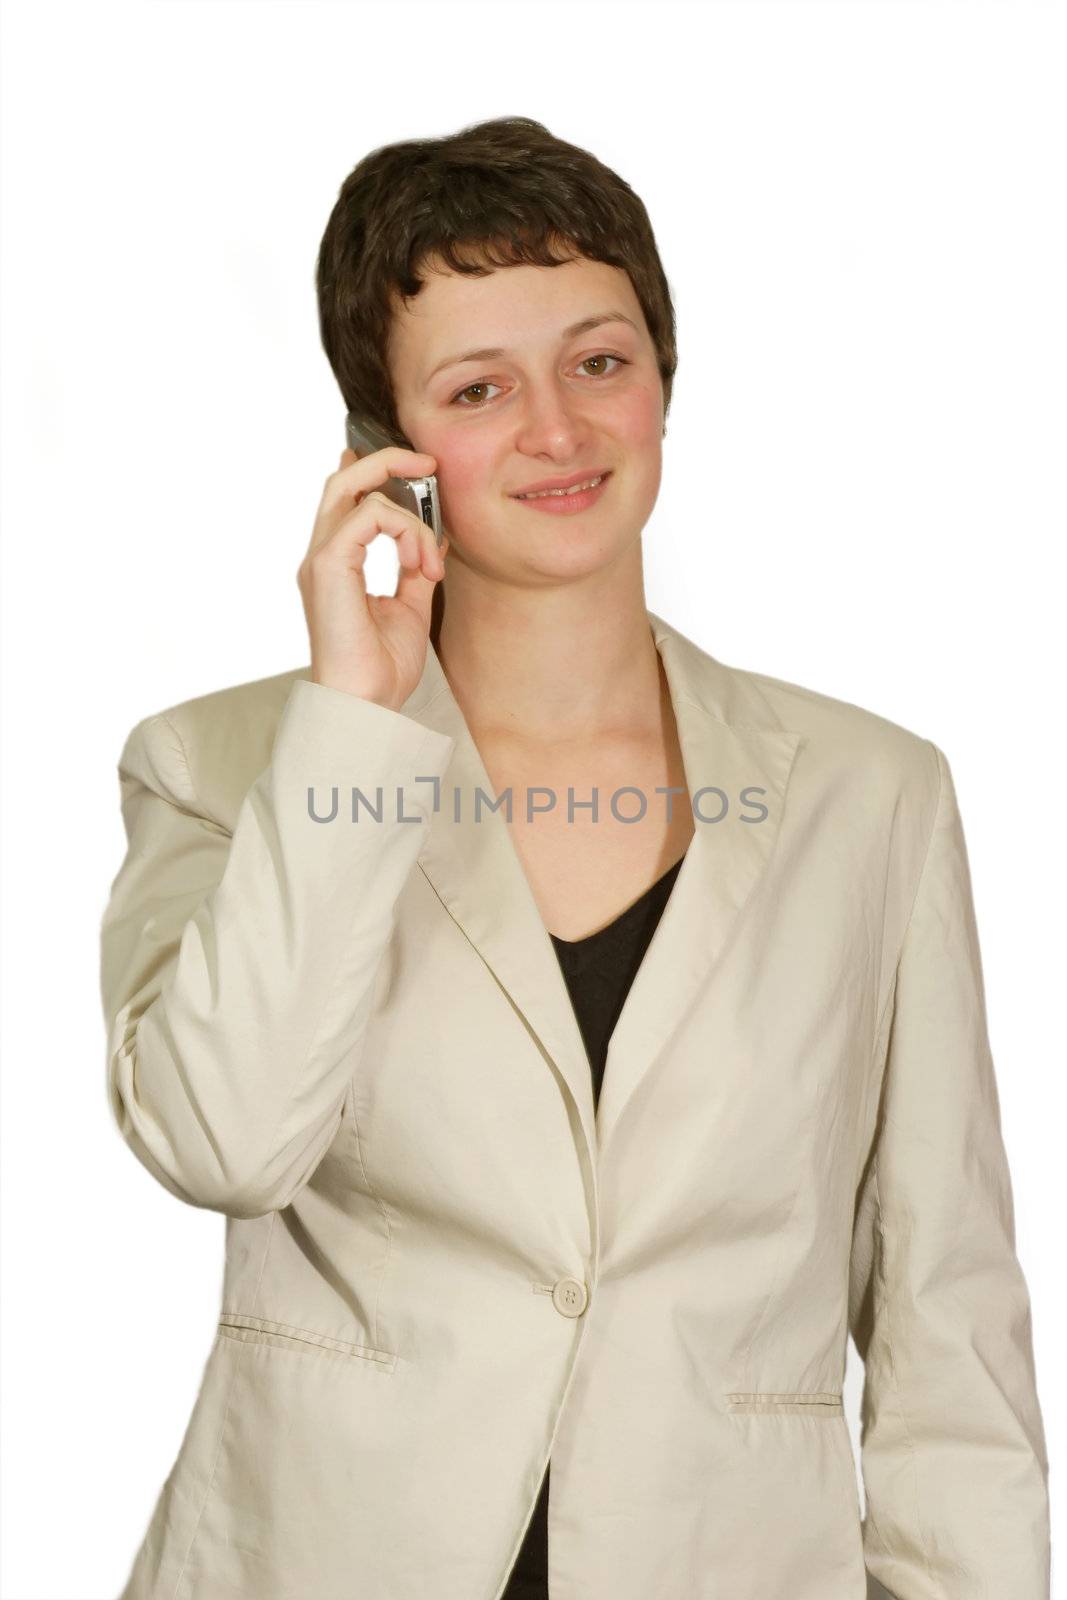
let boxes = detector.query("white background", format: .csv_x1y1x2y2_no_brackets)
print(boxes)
1,0,1063,1595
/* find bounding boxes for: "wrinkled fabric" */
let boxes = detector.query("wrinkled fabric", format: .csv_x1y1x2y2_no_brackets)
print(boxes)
99,611,1050,1598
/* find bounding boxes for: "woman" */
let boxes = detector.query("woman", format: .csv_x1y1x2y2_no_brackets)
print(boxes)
100,117,1049,1598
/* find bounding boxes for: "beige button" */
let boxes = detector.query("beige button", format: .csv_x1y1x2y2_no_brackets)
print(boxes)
551,1277,588,1317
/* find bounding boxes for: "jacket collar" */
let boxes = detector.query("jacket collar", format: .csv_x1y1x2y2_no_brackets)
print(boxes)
396,611,801,1189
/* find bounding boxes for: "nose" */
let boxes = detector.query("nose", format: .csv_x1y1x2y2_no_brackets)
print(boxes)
513,378,591,460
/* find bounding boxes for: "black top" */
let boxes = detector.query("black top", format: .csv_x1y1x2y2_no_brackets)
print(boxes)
501,849,688,1598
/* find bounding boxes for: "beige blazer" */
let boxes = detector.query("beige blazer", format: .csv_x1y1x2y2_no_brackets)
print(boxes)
99,610,1050,1599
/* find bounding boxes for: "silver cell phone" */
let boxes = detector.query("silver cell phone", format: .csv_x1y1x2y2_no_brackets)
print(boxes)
345,411,444,548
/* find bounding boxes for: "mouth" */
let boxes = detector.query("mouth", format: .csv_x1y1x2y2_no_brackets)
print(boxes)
510,470,612,513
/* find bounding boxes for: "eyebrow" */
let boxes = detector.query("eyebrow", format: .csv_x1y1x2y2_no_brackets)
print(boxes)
423,311,641,387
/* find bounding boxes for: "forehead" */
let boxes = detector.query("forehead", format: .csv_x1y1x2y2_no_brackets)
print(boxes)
388,254,646,380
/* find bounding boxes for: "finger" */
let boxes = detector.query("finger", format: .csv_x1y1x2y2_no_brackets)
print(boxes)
321,448,437,515
310,491,439,568
387,512,447,585
394,532,445,625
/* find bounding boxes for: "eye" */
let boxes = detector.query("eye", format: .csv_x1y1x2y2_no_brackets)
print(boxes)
579,353,629,378
448,353,630,408
450,380,503,408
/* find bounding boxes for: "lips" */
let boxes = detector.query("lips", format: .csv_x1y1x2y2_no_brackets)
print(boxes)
510,471,611,515
512,470,611,499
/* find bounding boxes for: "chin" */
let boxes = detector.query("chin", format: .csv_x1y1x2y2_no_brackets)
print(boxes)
528,529,634,580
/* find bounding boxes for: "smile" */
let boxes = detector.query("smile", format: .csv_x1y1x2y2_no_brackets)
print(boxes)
517,474,605,499
512,472,611,512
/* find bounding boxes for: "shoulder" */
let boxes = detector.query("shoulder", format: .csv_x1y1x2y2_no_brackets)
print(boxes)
654,614,941,801
715,656,948,875
737,657,941,806
116,663,311,827
741,660,937,766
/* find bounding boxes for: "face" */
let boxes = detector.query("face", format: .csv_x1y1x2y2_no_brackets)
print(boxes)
387,252,665,586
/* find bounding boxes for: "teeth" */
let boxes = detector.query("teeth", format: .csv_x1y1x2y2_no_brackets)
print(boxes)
519,474,604,499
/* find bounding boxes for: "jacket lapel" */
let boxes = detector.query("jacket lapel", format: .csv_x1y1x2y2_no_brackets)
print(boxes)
398,612,801,1172
595,624,801,1157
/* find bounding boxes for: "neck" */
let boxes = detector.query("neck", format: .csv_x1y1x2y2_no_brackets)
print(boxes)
434,572,664,748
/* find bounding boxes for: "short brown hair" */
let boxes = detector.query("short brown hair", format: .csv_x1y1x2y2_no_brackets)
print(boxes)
315,116,678,444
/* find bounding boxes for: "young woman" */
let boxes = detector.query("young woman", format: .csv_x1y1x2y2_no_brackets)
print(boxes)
101,117,1049,1599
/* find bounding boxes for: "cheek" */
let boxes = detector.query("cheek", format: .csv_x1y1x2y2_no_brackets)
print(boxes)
418,426,500,541
419,422,492,501
615,382,664,449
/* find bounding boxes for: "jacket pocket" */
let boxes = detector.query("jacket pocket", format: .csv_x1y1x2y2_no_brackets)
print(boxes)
217,1310,397,1372
724,1390,843,1415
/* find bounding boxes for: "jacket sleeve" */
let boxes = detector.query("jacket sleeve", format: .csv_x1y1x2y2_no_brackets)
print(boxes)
848,741,1050,1598
100,676,455,1220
